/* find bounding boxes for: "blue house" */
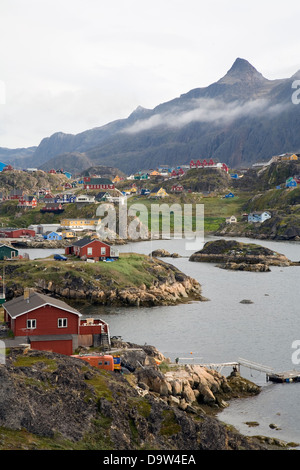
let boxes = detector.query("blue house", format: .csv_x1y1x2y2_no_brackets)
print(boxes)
44,231,62,241
64,172,72,179
286,178,297,188
248,211,271,223
224,192,235,198
0,162,8,172
141,188,151,196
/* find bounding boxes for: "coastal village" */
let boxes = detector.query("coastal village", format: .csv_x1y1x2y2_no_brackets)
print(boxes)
0,151,300,451
0,151,299,350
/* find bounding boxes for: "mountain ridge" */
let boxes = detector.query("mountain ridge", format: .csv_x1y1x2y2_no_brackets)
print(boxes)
2,58,300,173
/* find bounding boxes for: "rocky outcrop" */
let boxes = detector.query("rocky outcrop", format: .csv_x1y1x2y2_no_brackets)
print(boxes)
0,346,268,450
112,342,260,411
189,239,291,271
135,363,260,411
34,275,202,306
218,262,271,272
150,249,181,258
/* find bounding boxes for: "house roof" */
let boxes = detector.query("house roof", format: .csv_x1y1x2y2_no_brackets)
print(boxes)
0,244,18,251
4,291,82,319
249,211,270,215
71,236,110,248
86,178,113,185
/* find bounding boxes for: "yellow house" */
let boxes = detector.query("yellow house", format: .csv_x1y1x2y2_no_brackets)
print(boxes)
62,230,77,238
149,187,168,198
113,175,121,183
60,218,101,230
281,153,298,161
150,170,160,176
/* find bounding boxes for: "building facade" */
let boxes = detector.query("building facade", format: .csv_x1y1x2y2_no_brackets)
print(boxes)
3,291,110,355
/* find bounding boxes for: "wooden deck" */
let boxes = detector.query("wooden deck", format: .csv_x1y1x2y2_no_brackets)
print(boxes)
267,370,300,383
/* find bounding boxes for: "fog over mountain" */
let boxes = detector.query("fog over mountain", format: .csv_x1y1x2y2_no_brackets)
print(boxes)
2,58,300,173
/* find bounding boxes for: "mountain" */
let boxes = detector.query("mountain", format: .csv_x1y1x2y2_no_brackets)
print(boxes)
0,146,37,168
3,58,300,173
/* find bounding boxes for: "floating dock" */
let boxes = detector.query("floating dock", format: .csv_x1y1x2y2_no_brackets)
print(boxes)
267,370,300,383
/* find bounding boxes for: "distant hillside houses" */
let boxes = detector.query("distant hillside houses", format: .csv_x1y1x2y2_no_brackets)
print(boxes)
189,159,229,173
126,165,187,181
257,153,300,167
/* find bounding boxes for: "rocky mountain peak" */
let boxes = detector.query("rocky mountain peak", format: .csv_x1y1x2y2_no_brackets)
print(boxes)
218,58,267,85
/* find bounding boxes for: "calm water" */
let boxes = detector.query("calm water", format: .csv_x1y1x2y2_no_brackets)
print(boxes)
23,238,300,445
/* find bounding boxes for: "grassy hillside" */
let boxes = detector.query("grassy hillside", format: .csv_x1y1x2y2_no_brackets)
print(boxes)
244,187,300,212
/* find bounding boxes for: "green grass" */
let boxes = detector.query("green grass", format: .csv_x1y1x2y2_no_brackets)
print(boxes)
128,192,253,234
13,355,58,371
0,253,159,294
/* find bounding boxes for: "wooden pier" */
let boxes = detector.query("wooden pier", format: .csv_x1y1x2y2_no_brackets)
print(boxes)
187,357,300,384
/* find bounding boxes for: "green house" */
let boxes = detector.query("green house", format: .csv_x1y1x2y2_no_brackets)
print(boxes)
0,244,19,260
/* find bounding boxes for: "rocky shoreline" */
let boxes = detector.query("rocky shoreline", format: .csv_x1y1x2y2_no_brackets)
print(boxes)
0,342,294,450
34,273,203,307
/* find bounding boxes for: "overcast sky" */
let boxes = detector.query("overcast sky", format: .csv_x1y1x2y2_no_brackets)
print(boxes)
0,0,300,149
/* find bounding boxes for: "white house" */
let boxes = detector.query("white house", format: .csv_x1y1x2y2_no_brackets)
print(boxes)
248,211,271,223
28,223,61,234
75,195,95,203
226,215,237,224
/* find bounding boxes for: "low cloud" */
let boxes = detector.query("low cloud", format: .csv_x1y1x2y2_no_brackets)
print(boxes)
123,97,290,134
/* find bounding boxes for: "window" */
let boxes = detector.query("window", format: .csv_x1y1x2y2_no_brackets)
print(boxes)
87,247,93,255
58,318,68,328
101,247,106,255
27,319,36,329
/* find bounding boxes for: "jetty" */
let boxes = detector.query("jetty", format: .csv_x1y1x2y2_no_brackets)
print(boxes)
177,357,300,384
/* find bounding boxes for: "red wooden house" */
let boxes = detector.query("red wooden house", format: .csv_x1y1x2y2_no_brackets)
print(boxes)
8,189,24,201
171,184,184,193
17,195,38,208
40,203,64,214
65,237,119,261
83,177,115,190
222,163,229,173
0,228,36,238
3,291,110,355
